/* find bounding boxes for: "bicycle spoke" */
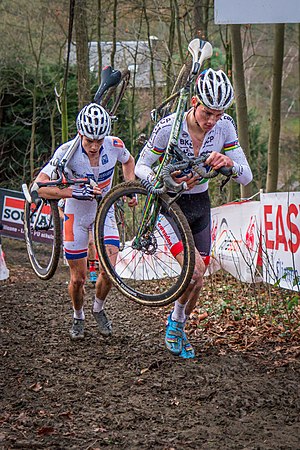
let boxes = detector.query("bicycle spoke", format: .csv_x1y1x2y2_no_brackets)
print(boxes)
95,181,195,306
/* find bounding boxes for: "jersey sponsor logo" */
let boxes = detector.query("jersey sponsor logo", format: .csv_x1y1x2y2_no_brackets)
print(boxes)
221,114,238,131
179,138,193,148
97,167,114,182
203,135,214,146
112,138,124,148
101,154,109,164
158,116,173,126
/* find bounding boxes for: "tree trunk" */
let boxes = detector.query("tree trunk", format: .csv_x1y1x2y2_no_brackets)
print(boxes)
27,16,45,178
230,24,252,199
266,24,285,193
143,2,156,108
174,0,184,64
110,0,117,68
166,0,175,97
75,0,90,109
129,13,143,155
97,0,103,84
194,0,210,40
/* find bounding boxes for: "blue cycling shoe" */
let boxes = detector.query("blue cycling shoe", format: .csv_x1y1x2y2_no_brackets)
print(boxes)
165,313,185,356
165,313,195,358
180,331,195,359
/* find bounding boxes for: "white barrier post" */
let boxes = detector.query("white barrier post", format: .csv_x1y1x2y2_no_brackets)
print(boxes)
0,244,9,280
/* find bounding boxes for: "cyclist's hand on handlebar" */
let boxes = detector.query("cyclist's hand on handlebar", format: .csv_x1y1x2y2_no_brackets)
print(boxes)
171,171,200,190
205,151,233,171
72,185,96,201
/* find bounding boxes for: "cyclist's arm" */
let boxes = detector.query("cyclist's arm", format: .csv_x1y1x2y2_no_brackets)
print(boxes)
219,116,253,185
224,145,253,185
35,172,73,199
135,118,171,182
121,154,136,182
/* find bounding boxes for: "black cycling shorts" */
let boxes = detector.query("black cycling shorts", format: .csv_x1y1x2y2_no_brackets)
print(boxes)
176,190,211,257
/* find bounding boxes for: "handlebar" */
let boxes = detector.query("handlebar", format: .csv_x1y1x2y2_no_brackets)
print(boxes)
22,161,95,204
141,150,233,196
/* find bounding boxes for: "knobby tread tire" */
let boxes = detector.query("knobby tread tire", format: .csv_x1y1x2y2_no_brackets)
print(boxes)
24,199,61,280
94,181,195,307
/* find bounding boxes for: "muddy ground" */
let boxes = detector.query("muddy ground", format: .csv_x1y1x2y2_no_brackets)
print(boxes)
0,238,299,449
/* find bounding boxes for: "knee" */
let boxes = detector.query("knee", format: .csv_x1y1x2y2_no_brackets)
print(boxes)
190,261,205,289
70,273,86,289
99,268,111,285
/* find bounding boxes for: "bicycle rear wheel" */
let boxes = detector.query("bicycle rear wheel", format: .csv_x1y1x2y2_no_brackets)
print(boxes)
23,198,62,279
94,181,195,307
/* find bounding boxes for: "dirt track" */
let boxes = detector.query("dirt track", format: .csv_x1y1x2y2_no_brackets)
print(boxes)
1,238,299,449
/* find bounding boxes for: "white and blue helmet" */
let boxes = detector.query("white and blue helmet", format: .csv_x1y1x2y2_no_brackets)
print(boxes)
76,103,111,140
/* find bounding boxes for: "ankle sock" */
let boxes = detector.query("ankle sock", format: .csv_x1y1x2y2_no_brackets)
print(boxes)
74,308,85,320
93,297,105,313
171,300,186,323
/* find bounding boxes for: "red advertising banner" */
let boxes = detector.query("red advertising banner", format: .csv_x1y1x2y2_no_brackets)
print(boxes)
261,192,300,292
0,188,54,244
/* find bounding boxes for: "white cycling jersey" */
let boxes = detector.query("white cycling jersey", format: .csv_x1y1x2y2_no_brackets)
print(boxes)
135,110,252,194
42,136,131,260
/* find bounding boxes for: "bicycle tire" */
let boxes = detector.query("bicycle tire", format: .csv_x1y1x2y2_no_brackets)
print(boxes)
94,181,195,307
23,198,61,280
101,69,130,116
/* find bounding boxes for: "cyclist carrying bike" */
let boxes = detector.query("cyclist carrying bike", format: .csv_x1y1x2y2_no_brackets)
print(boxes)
35,103,136,340
135,69,253,359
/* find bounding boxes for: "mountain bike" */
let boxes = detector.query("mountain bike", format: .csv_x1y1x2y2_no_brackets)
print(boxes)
22,66,130,280
94,39,234,307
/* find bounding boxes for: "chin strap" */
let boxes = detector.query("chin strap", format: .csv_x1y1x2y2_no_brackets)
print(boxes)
193,107,202,129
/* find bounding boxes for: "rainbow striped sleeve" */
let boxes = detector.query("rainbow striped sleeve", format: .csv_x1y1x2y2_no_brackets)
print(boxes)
151,146,165,156
223,140,239,152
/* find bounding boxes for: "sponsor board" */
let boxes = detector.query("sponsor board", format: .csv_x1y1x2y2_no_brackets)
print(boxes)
208,201,262,283
0,188,54,244
261,192,300,292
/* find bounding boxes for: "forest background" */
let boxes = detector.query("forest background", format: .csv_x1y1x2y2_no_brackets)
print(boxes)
0,0,299,205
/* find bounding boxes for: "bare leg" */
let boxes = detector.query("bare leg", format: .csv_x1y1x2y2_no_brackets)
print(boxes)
68,258,87,311
95,244,118,301
92,244,119,336
88,231,97,261
68,258,87,340
176,249,205,316
165,250,205,358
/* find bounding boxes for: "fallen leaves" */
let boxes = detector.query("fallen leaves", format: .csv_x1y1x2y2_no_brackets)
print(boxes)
180,271,300,357
37,426,55,436
29,382,43,392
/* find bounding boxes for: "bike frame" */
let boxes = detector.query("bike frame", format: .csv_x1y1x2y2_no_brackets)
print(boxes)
133,39,213,244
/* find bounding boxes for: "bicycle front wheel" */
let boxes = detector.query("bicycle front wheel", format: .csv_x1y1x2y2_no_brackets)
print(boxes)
95,181,195,307
23,198,62,279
